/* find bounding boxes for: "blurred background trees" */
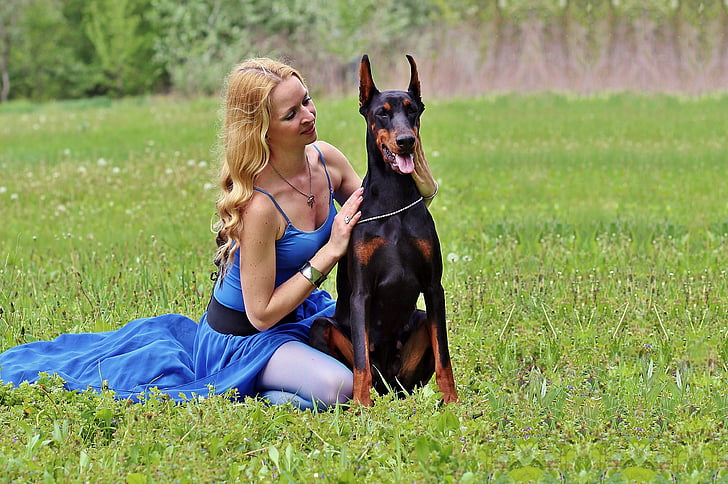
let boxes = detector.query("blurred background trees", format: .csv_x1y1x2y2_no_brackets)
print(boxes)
0,0,726,101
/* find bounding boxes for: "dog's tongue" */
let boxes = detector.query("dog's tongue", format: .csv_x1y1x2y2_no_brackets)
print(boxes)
395,153,415,174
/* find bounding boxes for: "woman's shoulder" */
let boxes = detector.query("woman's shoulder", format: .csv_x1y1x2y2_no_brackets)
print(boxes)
311,141,362,201
240,189,286,239
312,141,347,167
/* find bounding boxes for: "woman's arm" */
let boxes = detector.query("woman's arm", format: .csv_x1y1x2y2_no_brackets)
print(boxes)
315,141,362,204
411,137,438,207
238,186,363,331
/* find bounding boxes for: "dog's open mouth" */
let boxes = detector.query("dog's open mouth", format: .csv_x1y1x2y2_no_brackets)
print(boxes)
382,145,415,174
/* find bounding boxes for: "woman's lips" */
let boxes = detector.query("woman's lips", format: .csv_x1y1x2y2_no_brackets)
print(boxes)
302,123,316,136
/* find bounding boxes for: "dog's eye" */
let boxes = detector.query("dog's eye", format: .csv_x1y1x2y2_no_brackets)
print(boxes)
375,109,390,119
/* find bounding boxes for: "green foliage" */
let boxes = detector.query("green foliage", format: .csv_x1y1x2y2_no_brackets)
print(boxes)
83,0,151,96
2,0,727,100
314,0,436,61
4,0,94,100
0,0,161,100
147,0,262,95
2,93,728,481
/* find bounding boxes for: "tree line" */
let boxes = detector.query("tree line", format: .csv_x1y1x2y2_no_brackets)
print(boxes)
0,0,726,103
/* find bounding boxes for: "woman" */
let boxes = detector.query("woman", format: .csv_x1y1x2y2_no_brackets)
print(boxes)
200,58,366,409
0,58,438,410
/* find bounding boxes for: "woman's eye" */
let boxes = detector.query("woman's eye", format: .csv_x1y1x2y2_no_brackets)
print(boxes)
284,111,295,121
303,96,312,105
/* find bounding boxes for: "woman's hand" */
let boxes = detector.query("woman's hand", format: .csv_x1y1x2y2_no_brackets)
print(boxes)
326,187,364,258
411,137,438,206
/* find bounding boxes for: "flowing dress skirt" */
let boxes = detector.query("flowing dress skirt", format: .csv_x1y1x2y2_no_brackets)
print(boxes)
0,290,335,402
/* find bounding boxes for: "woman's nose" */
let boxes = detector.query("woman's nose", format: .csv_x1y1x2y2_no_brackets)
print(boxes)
303,105,316,122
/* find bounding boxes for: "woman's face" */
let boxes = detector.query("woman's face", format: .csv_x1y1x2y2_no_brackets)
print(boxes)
267,76,317,151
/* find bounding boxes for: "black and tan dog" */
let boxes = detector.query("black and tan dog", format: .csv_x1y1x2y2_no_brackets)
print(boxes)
310,55,458,406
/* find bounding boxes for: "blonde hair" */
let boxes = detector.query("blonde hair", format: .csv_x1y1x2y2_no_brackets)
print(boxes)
214,58,305,272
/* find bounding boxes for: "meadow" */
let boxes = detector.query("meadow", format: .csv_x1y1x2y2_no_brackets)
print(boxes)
1,92,728,482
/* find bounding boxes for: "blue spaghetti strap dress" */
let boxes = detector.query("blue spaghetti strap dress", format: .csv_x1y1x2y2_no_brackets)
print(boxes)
0,145,338,402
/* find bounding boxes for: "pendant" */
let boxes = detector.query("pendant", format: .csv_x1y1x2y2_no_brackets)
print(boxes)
307,195,315,208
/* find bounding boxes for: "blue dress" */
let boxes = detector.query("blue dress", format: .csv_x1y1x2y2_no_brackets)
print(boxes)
0,145,337,402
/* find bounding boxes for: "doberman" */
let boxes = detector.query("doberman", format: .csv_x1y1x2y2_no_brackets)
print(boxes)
309,55,458,406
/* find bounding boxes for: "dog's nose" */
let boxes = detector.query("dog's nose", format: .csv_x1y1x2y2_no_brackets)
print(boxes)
396,134,415,151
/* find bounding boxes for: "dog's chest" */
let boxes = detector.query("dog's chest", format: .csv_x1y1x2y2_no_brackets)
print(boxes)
352,224,433,265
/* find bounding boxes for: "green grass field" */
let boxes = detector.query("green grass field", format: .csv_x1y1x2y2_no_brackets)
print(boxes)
2,93,728,482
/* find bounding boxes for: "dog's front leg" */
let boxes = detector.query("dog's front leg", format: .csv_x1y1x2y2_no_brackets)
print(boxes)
424,283,459,404
309,317,355,368
349,290,373,406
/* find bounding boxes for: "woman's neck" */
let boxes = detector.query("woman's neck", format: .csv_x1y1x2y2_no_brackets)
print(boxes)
269,146,308,176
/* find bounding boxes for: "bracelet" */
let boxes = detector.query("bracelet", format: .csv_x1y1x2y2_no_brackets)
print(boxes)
299,261,327,287
423,182,439,200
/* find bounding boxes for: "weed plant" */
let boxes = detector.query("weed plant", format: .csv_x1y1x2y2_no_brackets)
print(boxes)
1,94,728,482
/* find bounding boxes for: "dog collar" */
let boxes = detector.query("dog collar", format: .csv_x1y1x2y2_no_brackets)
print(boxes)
357,197,423,225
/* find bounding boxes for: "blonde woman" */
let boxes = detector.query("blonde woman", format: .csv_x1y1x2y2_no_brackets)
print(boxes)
198,58,365,409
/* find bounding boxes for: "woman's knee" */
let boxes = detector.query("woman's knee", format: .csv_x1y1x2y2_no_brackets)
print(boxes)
306,360,352,406
260,341,352,406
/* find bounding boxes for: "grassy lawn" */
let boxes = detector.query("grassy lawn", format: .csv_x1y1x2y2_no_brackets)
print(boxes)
1,92,728,482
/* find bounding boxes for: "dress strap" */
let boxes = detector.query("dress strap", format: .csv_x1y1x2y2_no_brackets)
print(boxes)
312,144,334,194
252,187,293,225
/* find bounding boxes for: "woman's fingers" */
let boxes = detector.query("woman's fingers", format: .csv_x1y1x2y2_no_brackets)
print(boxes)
339,187,364,225
327,188,364,257
346,187,364,207
343,211,362,226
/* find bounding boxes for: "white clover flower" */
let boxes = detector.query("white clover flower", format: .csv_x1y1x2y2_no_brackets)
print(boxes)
203,182,214,190
112,167,120,174
97,158,108,166
10,193,18,200
0,186,6,194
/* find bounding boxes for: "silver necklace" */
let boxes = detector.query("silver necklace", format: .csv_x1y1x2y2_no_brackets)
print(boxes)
270,153,315,208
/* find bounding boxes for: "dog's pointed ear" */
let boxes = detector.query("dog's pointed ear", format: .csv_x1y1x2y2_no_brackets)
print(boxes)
406,55,423,107
359,55,379,113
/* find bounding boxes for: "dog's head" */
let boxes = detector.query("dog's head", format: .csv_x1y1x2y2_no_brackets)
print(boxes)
359,55,425,175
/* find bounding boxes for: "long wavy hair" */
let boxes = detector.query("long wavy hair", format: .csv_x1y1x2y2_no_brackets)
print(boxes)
214,58,305,274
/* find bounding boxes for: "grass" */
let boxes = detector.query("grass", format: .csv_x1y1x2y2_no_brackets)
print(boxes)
2,92,728,482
